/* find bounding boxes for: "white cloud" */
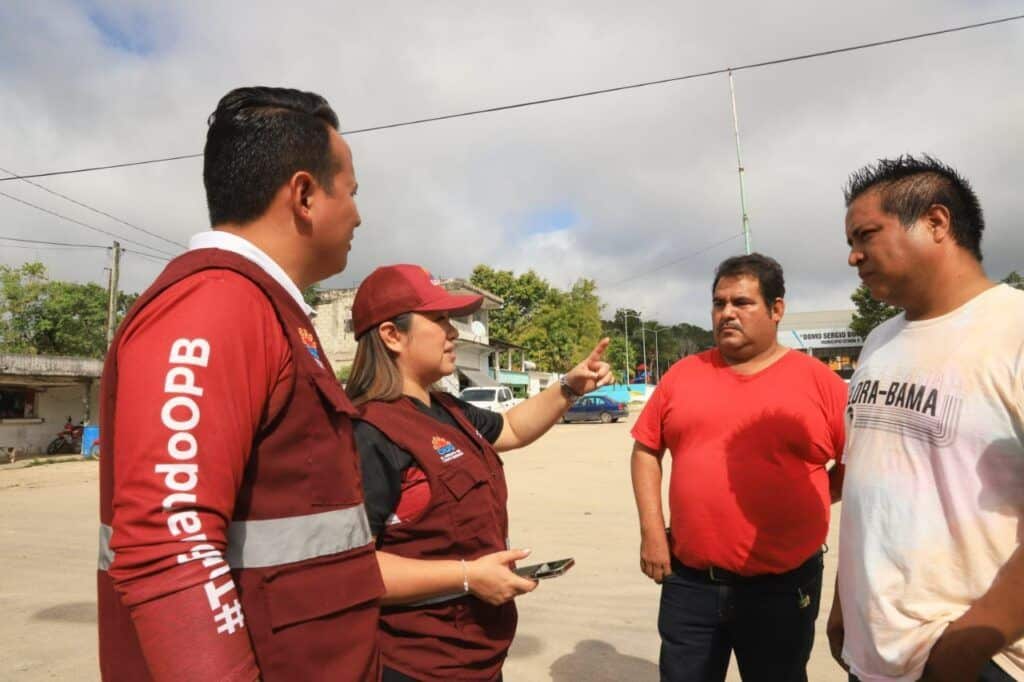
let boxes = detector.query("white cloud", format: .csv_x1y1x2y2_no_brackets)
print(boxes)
1,0,1021,328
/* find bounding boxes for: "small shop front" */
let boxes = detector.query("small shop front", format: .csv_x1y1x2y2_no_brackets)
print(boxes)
778,311,864,380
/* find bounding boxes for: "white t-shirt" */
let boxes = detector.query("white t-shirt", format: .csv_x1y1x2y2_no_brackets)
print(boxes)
839,284,1024,681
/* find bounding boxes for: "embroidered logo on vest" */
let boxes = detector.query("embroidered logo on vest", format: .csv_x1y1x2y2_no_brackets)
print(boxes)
297,327,324,368
432,435,464,463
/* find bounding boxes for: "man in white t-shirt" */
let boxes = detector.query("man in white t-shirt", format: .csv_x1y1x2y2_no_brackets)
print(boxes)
829,155,1024,682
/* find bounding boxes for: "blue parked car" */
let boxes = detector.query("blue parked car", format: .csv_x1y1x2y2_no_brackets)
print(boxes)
563,395,629,424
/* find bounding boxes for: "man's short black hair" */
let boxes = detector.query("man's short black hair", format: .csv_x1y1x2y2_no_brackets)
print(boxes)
713,253,785,306
203,86,341,226
844,154,984,261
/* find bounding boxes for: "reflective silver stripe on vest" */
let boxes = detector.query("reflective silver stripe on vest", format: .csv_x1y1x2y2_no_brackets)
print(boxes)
98,524,115,570
97,505,372,571
226,505,372,568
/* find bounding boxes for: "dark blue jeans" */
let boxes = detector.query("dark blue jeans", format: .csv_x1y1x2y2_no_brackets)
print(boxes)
658,555,823,682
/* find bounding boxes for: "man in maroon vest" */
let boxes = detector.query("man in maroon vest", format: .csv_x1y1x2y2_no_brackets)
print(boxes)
97,86,384,681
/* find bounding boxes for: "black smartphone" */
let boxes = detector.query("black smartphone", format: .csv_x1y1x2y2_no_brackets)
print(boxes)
514,558,575,580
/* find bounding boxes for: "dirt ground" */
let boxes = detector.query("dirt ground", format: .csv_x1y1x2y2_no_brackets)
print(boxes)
0,413,846,681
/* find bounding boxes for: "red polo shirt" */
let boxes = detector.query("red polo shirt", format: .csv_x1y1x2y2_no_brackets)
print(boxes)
632,349,846,576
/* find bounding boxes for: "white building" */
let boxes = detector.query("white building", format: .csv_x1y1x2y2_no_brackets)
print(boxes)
312,279,505,393
778,309,863,379
0,354,102,455
440,281,504,395
314,288,358,372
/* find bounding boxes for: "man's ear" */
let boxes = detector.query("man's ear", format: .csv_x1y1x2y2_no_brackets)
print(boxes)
771,298,785,324
921,204,952,244
288,171,317,223
377,322,404,353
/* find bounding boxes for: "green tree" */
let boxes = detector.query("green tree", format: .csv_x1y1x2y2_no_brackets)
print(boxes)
603,309,644,380
0,262,137,358
678,323,714,352
849,272,1021,340
469,266,604,372
1002,271,1024,291
0,262,48,354
33,280,115,357
602,312,712,382
603,335,628,384
565,279,604,357
302,284,323,307
469,265,552,342
849,284,900,339
648,322,713,377
335,363,352,383
516,279,603,372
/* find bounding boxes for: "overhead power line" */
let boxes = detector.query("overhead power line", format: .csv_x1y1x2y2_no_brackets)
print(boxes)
1,243,103,252
0,167,187,249
124,248,171,264
0,153,203,182
0,13,1020,183
0,236,172,274
341,13,1024,136
0,189,178,258
0,235,110,250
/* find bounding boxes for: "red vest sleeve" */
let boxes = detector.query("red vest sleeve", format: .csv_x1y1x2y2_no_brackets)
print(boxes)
107,270,291,679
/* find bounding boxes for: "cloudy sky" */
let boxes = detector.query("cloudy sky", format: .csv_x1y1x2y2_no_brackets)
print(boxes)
1,1,1021,329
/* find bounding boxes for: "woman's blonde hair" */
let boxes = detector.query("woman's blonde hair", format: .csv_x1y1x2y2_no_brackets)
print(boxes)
345,313,412,406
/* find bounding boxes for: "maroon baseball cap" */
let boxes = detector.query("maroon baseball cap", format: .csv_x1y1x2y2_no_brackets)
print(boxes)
351,264,484,339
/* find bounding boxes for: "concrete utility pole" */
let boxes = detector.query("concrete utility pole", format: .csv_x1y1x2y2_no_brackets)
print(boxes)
652,326,672,383
622,313,630,385
623,311,645,384
729,70,752,255
105,241,121,349
639,321,648,385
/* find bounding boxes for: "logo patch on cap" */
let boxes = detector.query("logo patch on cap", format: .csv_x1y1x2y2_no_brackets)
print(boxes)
431,435,464,463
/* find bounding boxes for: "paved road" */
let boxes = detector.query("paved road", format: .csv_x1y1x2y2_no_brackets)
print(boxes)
1,459,102,680
0,413,845,680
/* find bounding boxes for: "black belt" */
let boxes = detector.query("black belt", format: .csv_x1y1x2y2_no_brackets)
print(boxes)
670,552,823,586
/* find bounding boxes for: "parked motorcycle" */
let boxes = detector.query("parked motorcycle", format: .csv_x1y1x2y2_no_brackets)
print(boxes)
46,417,84,455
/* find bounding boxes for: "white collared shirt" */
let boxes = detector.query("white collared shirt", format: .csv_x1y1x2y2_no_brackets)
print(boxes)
188,231,314,317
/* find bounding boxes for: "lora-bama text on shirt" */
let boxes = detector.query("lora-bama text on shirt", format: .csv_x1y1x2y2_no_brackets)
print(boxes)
848,379,939,416
156,338,246,635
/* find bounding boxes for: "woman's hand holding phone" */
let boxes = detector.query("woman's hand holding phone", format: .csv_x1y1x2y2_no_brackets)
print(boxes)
466,549,538,606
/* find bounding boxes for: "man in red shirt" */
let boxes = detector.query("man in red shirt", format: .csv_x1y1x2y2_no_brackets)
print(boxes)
630,253,847,682
98,87,383,680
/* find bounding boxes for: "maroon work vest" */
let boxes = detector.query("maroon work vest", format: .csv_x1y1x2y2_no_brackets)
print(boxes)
97,248,384,681
358,393,516,682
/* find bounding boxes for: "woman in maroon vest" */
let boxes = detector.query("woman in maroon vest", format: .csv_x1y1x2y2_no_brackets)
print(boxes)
346,264,612,682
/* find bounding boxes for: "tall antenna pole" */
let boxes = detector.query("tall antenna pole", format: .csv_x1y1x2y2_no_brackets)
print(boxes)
728,70,752,254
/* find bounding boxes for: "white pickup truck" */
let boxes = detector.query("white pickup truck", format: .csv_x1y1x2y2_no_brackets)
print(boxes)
460,386,518,413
